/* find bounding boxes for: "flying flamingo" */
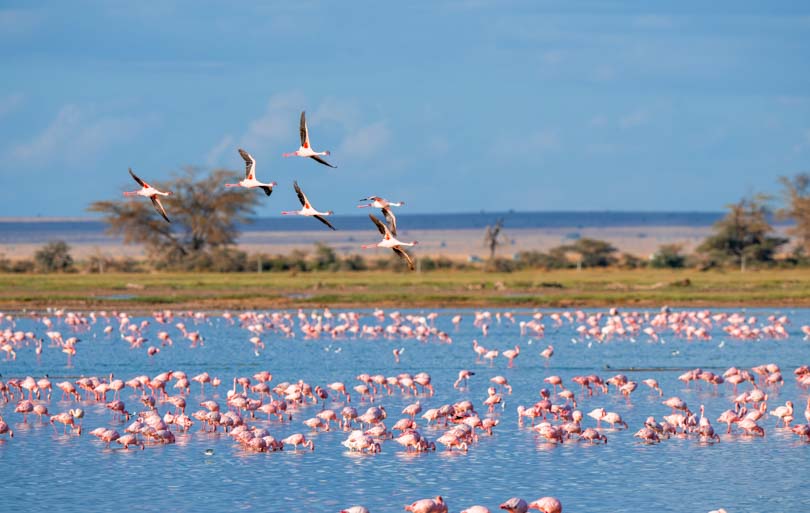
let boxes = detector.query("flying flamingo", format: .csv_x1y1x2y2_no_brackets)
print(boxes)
123,168,172,223
358,196,405,209
282,111,336,167
281,181,336,230
225,148,276,196
378,207,400,236
362,214,417,270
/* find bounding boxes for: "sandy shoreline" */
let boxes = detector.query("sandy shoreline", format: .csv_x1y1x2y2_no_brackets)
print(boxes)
1,225,791,260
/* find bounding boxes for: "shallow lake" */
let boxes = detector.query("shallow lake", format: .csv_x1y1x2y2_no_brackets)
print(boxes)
1,307,808,512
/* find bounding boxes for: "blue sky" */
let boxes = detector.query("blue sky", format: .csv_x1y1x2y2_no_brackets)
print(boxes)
1,1,809,217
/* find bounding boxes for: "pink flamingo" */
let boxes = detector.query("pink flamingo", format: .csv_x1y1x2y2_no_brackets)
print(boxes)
528,497,562,513
0,416,13,438
544,376,563,392
461,507,491,513
362,214,417,270
634,427,660,443
769,401,794,427
490,376,512,394
224,148,276,196
642,378,663,396
454,370,475,389
282,111,336,167
282,433,315,451
281,181,336,230
116,433,144,450
358,196,404,209
123,168,172,222
500,498,529,513
502,345,520,367
580,428,608,444
405,496,447,513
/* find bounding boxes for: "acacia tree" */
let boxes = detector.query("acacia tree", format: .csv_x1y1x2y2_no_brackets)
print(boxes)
88,168,260,269
777,173,810,256
697,194,787,269
484,218,506,261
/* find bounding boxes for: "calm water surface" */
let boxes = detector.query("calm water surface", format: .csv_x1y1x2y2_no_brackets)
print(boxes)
1,308,809,513
0,211,731,244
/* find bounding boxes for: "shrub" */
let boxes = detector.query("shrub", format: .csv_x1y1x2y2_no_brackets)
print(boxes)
34,241,74,273
650,244,686,269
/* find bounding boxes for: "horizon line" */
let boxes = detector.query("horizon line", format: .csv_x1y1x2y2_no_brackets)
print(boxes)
0,210,730,223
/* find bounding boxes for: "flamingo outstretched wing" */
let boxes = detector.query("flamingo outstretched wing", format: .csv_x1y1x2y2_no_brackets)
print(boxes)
150,197,171,223
314,215,336,231
293,181,309,208
382,207,398,236
310,155,337,168
238,149,256,180
129,168,148,188
299,111,309,148
369,214,391,238
393,247,414,271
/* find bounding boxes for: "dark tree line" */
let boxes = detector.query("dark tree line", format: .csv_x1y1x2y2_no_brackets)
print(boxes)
4,170,810,274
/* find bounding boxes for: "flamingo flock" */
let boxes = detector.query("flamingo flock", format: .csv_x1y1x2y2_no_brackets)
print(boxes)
1,307,808,512
121,110,420,269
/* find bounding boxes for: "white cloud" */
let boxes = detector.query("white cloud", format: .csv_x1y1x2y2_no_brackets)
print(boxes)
593,65,616,82
222,92,391,162
776,96,810,107
542,50,564,65
619,109,650,129
0,8,44,37
426,135,450,155
8,104,147,166
588,115,608,128
313,97,361,127
205,135,234,167
339,121,391,159
632,15,675,30
239,91,306,151
0,93,24,118
586,142,618,155
793,129,810,153
525,130,561,152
